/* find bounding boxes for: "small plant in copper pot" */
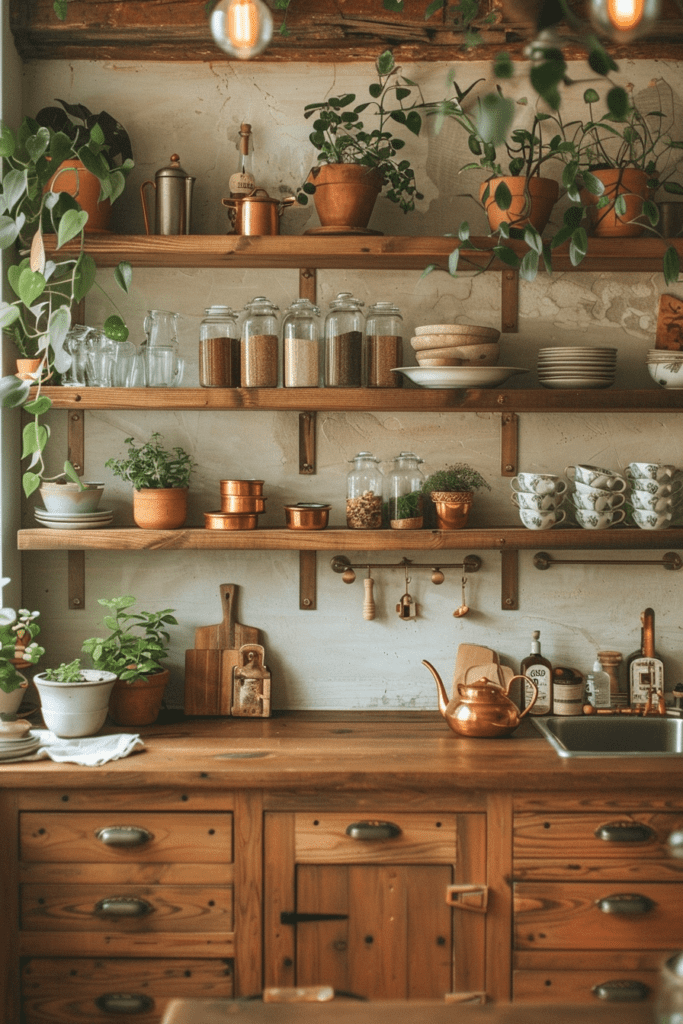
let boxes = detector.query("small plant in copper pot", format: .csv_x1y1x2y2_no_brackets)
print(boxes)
421,463,490,530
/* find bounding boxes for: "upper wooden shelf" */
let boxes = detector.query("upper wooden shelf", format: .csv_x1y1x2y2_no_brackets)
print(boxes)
50,234,683,273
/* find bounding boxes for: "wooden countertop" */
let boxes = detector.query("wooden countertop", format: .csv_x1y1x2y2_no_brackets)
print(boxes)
0,711,681,792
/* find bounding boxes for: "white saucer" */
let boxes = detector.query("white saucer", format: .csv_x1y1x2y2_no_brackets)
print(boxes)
34,508,114,521
392,366,530,389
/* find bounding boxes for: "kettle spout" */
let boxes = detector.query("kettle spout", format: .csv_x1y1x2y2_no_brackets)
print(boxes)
423,660,449,718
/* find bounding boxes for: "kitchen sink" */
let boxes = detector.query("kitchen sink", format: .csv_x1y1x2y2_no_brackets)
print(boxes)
533,715,683,757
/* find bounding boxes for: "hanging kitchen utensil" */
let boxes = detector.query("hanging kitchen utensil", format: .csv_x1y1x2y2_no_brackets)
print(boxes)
396,564,417,620
453,575,470,618
363,567,376,621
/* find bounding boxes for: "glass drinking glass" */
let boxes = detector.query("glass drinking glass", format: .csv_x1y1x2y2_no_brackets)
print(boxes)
62,324,94,387
85,331,115,387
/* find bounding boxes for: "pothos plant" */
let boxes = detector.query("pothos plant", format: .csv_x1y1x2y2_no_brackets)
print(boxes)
0,111,134,497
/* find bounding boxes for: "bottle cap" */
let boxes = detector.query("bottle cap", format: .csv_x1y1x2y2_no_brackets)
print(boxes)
593,660,602,673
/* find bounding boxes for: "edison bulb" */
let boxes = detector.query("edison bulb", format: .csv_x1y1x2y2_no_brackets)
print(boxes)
589,0,661,42
210,0,273,60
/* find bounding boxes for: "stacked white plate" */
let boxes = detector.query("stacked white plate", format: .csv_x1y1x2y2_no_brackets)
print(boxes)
34,507,114,530
537,347,617,389
0,732,40,761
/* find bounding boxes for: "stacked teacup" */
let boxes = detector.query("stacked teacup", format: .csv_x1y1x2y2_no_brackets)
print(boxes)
627,462,682,530
565,464,626,529
511,472,567,530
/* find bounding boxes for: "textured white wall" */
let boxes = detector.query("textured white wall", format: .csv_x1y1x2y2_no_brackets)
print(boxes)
16,55,683,709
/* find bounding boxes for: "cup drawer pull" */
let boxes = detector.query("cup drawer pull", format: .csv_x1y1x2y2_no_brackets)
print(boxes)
595,822,655,843
95,826,154,847
94,897,153,918
592,980,651,1002
94,992,154,1014
667,827,683,857
596,893,655,915
345,820,402,841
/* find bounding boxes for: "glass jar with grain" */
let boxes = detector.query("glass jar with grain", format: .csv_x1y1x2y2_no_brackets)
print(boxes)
199,306,240,387
346,452,383,530
282,298,321,388
324,292,364,388
241,296,280,388
365,301,403,388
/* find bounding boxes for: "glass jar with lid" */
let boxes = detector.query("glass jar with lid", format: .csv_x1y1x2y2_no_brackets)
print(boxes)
241,296,279,388
384,452,425,529
365,301,403,388
324,292,364,388
346,452,384,529
282,298,321,388
199,306,240,387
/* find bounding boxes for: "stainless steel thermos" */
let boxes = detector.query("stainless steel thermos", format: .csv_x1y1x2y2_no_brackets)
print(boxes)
140,154,195,235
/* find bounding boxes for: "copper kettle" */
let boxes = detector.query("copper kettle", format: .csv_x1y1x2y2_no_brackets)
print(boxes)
222,188,296,236
423,660,537,738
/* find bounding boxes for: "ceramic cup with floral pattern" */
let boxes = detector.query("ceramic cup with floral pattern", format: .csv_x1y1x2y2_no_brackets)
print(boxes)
574,508,626,530
518,508,566,530
626,462,678,483
511,473,567,497
571,486,625,512
565,464,626,491
631,509,673,530
629,477,683,497
629,490,679,513
511,491,564,512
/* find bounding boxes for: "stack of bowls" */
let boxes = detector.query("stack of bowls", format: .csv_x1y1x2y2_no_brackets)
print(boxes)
646,350,683,389
627,462,683,530
510,472,567,530
566,464,627,530
204,479,266,530
411,324,500,367
537,347,617,389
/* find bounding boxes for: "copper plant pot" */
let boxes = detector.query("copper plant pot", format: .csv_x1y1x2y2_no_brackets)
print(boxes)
219,479,265,496
431,491,473,530
580,168,651,238
480,176,559,233
308,163,384,230
204,511,258,530
108,669,170,727
220,495,267,514
133,487,188,530
284,503,331,530
46,159,112,232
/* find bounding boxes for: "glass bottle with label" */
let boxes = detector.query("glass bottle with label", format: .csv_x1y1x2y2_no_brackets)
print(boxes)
282,298,321,388
585,658,611,708
227,123,256,231
324,292,364,388
629,607,664,705
199,306,240,388
241,296,279,388
365,301,403,388
384,452,425,529
346,453,383,529
520,630,552,715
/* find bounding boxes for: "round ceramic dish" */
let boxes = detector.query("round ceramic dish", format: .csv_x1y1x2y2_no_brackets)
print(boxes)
219,495,267,513
204,511,259,530
392,366,529,388
219,479,265,495
284,503,331,529
414,324,500,341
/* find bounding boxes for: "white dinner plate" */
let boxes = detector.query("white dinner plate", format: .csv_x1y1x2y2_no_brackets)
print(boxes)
34,507,114,521
392,366,530,388
540,377,615,389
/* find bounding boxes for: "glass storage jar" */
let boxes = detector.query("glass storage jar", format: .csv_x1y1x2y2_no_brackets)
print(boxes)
384,452,425,529
282,298,321,388
346,452,383,530
324,292,364,388
241,296,279,388
199,305,240,387
365,301,403,388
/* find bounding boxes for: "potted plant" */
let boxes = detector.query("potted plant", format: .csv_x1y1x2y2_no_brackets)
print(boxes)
0,579,45,714
421,463,490,530
105,433,195,529
297,49,424,232
32,658,118,737
81,595,178,727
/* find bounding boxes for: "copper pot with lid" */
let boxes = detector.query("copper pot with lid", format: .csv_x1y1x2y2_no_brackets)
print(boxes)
222,188,296,236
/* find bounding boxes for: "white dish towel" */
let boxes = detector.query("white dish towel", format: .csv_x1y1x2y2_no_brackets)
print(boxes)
17,730,145,766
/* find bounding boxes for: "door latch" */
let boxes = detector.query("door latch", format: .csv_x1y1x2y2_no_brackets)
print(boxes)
446,883,489,913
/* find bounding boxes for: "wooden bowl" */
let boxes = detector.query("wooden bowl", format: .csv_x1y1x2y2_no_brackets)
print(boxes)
411,329,500,350
219,479,265,496
415,357,463,367
417,343,499,365
204,511,259,530
220,495,267,513
415,324,501,341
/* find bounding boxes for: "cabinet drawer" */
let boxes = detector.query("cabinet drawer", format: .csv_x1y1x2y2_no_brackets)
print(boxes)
514,882,683,950
20,813,232,863
294,812,456,863
514,812,683,861
513,969,658,1003
21,957,233,1024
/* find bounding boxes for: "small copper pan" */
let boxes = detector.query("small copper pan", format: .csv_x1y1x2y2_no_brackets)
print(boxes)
284,503,331,530
220,479,265,496
222,189,296,236
220,495,267,514
204,511,258,530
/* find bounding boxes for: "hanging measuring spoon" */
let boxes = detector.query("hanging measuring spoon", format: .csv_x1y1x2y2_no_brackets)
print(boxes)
453,575,470,618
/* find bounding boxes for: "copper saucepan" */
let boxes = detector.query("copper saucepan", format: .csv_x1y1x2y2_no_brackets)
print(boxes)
222,188,296,236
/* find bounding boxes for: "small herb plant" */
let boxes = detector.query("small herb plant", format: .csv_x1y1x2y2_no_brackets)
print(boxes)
82,595,177,683
43,658,85,683
298,50,424,214
422,464,491,494
105,434,195,491
0,579,44,694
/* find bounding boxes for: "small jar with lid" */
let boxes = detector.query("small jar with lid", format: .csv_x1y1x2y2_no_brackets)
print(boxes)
324,292,364,388
199,306,240,387
241,296,279,388
282,298,321,388
346,452,383,529
365,301,403,388
384,452,425,529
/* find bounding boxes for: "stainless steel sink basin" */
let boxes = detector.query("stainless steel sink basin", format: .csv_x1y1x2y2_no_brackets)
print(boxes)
533,715,683,757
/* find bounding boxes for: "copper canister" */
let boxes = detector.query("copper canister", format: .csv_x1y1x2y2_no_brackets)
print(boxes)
284,503,331,530
220,479,264,496
204,511,258,530
220,495,267,514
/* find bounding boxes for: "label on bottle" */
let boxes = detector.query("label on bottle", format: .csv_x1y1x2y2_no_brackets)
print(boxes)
524,664,552,715
229,171,256,195
630,659,664,705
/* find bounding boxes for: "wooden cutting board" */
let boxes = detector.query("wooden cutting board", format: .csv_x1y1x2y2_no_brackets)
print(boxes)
184,584,260,716
451,643,499,699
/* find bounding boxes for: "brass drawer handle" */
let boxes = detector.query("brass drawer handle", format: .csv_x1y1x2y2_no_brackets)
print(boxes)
592,980,651,1002
94,993,154,1014
95,826,154,847
596,893,655,915
667,828,683,858
596,822,655,844
345,820,402,841
94,897,153,918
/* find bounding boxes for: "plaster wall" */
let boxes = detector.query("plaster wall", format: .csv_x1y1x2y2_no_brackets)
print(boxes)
14,55,683,709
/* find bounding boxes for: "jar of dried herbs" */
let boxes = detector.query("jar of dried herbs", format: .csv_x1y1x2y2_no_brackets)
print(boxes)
384,452,425,529
241,296,279,388
282,298,321,387
324,292,364,388
346,452,383,530
365,301,403,388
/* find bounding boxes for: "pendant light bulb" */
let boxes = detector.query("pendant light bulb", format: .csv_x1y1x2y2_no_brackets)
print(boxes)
588,0,661,42
210,0,273,60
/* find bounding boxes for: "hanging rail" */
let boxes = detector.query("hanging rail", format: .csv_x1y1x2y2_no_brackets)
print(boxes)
533,551,683,571
331,555,482,575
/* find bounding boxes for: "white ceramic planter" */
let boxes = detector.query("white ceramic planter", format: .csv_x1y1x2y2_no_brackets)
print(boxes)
39,481,105,514
33,670,117,738
0,675,28,715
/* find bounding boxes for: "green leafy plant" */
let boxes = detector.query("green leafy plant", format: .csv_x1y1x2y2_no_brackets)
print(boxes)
82,596,177,683
0,578,45,694
422,463,491,494
43,658,85,683
105,434,195,491
298,50,425,214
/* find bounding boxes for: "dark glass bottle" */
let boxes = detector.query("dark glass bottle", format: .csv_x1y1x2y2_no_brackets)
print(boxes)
520,630,553,715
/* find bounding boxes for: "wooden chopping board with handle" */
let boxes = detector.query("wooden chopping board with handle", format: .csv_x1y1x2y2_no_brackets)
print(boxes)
184,584,260,716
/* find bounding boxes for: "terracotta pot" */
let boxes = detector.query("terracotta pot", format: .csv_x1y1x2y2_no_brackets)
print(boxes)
580,168,651,238
15,358,51,382
133,487,188,529
0,675,29,715
430,490,473,530
46,159,111,232
108,669,169,727
480,176,559,233
308,163,384,230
